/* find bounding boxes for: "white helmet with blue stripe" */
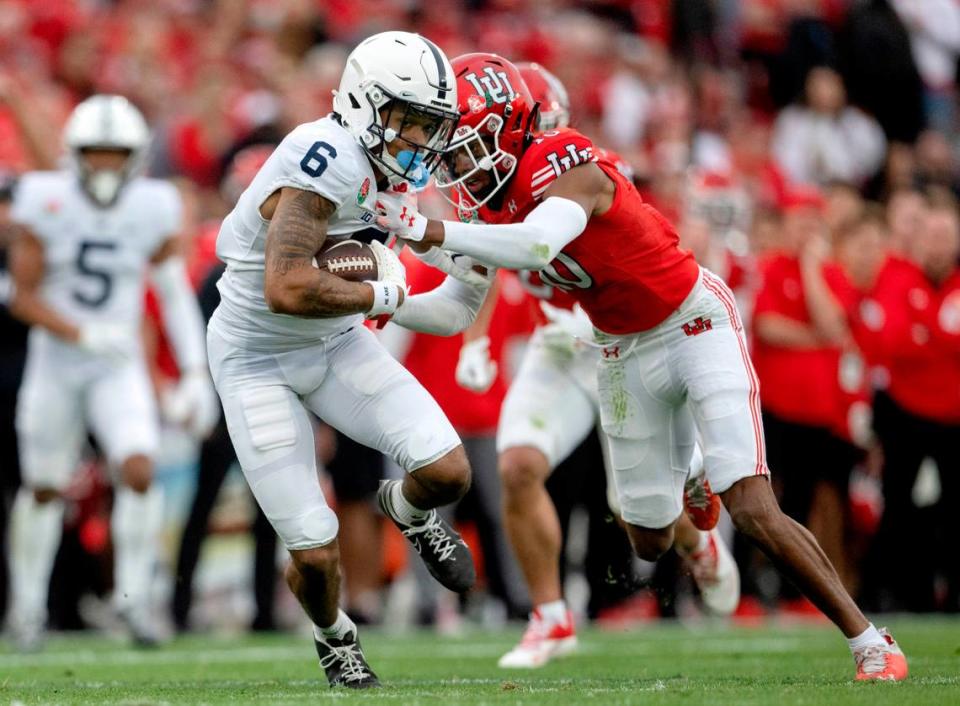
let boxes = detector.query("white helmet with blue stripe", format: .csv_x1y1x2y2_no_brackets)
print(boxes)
333,31,459,186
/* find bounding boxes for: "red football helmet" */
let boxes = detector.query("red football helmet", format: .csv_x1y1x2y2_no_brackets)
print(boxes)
517,62,570,131
435,52,539,211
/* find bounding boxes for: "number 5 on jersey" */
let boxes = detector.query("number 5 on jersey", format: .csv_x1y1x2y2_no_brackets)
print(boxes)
73,240,116,307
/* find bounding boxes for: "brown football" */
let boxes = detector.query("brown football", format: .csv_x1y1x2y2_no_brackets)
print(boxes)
313,239,378,282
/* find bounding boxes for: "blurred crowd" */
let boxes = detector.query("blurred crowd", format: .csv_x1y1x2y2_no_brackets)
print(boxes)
1,0,960,637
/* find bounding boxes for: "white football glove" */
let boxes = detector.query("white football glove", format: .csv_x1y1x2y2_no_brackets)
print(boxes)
77,322,138,364
538,302,596,361
455,336,498,393
369,239,407,290
539,301,596,342
365,240,408,318
375,191,427,242
414,247,495,289
162,369,221,440
538,323,578,361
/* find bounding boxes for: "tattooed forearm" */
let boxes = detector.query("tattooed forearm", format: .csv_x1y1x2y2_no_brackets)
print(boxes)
263,188,374,317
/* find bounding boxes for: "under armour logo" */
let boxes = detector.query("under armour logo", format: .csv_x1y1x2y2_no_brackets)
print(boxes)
682,317,713,337
399,206,415,228
602,346,620,359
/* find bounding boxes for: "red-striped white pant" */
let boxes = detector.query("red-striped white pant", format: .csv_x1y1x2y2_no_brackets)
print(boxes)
596,267,769,529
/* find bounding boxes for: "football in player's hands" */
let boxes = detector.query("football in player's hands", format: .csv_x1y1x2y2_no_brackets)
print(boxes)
313,239,378,282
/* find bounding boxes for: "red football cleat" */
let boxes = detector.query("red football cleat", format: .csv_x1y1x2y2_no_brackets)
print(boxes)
684,474,721,531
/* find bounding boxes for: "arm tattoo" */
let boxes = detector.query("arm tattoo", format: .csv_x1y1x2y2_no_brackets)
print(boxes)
265,189,333,275
263,189,373,318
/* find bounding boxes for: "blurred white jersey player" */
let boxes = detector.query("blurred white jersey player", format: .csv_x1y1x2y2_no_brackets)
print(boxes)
208,31,493,688
452,63,739,669
7,95,214,649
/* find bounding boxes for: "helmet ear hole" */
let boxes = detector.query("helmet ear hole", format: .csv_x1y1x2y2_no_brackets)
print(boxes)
349,93,362,110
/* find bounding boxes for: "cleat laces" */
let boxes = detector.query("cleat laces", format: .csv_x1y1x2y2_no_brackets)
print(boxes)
319,642,374,684
855,645,890,676
403,512,459,562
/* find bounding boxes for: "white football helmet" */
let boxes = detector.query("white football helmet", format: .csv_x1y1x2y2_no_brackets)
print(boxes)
333,31,459,186
64,94,150,207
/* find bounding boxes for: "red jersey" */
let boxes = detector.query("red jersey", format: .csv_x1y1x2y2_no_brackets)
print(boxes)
868,258,960,423
473,128,699,335
849,255,913,391
751,253,861,428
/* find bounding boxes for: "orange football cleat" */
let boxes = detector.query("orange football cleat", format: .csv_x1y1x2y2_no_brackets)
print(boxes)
854,628,908,681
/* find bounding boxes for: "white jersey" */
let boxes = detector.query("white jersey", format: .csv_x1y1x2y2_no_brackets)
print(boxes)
10,170,181,336
212,116,381,350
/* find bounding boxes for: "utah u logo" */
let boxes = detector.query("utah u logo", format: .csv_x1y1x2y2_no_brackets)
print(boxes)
463,68,517,105
544,144,594,178
682,317,713,336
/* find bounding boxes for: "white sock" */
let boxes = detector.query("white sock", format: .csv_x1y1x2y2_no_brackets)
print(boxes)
536,599,568,625
389,481,430,525
314,609,356,640
10,488,64,622
847,623,885,652
112,485,163,613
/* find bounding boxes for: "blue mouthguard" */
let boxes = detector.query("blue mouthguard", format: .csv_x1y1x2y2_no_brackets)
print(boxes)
397,150,430,189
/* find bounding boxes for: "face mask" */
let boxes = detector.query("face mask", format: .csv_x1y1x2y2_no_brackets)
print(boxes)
86,169,124,206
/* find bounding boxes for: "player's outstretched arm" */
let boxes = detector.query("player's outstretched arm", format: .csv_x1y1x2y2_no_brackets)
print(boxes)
150,236,208,372
8,227,81,341
452,279,500,393
390,267,494,336
263,187,399,318
149,235,220,438
378,163,611,271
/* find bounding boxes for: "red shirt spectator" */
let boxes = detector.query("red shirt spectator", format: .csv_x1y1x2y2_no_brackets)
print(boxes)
752,251,859,427
870,257,960,424
848,255,915,391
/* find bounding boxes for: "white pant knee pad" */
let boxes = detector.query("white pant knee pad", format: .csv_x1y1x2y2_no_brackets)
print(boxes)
282,504,340,551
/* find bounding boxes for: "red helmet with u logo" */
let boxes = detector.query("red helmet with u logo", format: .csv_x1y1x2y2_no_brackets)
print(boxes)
435,53,539,211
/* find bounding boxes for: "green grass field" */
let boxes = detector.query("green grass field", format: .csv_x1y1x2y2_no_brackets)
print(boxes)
3,617,959,705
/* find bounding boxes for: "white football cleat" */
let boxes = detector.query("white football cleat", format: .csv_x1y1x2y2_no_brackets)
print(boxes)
683,529,740,616
498,608,578,669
